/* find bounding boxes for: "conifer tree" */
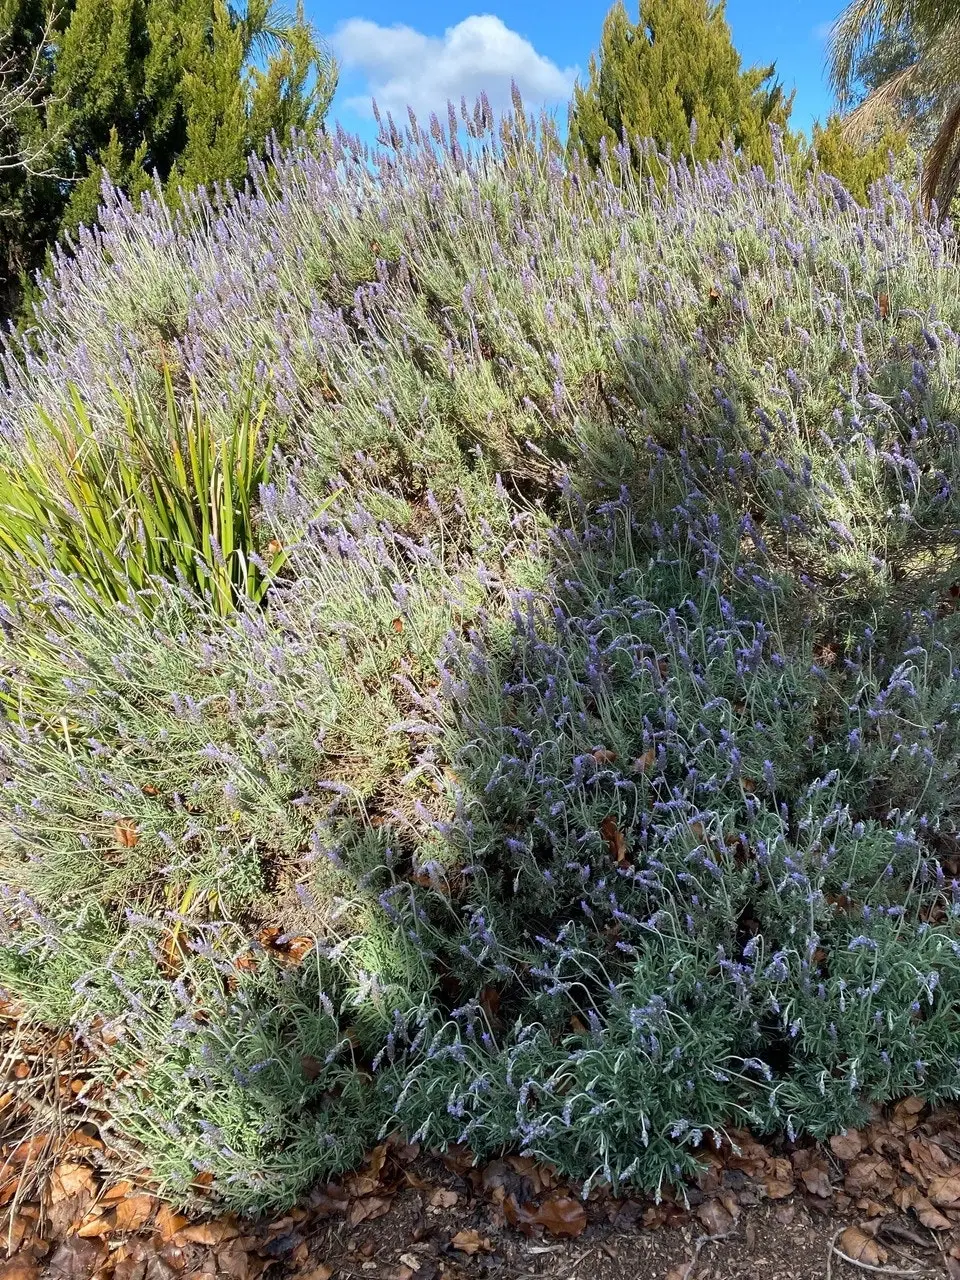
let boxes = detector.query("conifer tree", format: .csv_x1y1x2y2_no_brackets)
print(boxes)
566,0,796,176
0,0,337,322
807,112,909,204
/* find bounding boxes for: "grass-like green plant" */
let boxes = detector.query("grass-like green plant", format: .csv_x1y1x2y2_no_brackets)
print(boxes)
0,366,284,616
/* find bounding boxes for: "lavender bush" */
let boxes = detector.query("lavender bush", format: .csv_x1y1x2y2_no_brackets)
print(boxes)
3,92,960,1211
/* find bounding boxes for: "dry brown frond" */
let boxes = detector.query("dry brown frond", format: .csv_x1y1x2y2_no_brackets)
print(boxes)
922,93,960,213
839,64,922,142
827,0,911,105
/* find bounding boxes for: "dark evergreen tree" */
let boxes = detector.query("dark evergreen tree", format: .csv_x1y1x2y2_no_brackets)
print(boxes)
0,0,337,322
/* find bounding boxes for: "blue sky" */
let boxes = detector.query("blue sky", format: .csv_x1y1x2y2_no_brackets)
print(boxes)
311,0,843,148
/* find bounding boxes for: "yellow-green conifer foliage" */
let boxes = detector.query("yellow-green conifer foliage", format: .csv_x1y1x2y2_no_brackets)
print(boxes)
566,0,796,176
807,112,911,205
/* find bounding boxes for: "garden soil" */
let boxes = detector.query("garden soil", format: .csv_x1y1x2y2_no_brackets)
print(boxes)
4,1035,960,1280
4,995,960,1279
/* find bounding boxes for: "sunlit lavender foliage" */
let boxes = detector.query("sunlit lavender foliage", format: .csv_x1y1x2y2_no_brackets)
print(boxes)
3,93,960,1210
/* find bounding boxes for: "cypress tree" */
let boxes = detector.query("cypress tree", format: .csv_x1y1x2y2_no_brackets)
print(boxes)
807,113,910,204
0,0,337,323
566,0,796,177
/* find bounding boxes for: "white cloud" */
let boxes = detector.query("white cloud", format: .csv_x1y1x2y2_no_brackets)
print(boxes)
330,14,578,125
813,19,837,42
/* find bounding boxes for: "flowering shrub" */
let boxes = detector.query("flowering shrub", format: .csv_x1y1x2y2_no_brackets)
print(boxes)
3,94,960,1212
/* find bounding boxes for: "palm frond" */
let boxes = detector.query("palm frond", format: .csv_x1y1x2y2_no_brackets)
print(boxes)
828,0,912,105
922,93,960,213
828,0,960,105
839,62,923,141
236,0,298,59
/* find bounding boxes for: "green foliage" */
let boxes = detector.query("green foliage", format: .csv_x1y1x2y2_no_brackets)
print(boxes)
829,0,960,111
849,21,941,147
808,111,909,203
0,0,337,322
0,368,286,617
566,0,798,177
84,932,380,1213
828,0,960,211
6,107,960,1213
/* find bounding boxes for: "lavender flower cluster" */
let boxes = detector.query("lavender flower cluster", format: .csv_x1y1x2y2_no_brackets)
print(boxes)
2,94,960,1209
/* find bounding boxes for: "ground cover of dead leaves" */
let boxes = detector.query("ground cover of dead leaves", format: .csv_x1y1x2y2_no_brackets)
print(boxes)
7,995,960,1279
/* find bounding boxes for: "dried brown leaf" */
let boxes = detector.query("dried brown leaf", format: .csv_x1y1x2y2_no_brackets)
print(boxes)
837,1226,887,1266
346,1144,389,1197
0,1259,41,1280
46,1237,107,1280
5,1212,40,1256
305,1188,350,1218
479,986,501,1022
154,1204,191,1241
480,1159,514,1203
696,1198,735,1237
914,1196,953,1230
600,816,629,866
632,748,656,775
114,821,139,848
215,1238,254,1280
892,1185,918,1213
907,1135,954,1181
175,1219,240,1245
829,1130,863,1161
401,1169,434,1192
891,1096,926,1131
844,1156,896,1199
440,1145,475,1176
99,1180,135,1206
347,1196,393,1227
928,1173,960,1210
113,1193,158,1233
506,1155,556,1193
592,748,617,765
801,1164,833,1199
76,1210,116,1239
367,1143,389,1181
763,1156,795,1201
533,1196,587,1239
112,1242,174,1280
428,1189,458,1209
256,929,314,967
294,1268,332,1280
450,1229,492,1255
764,1176,795,1201
64,1130,102,1151
50,1162,98,1202
665,1264,694,1280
